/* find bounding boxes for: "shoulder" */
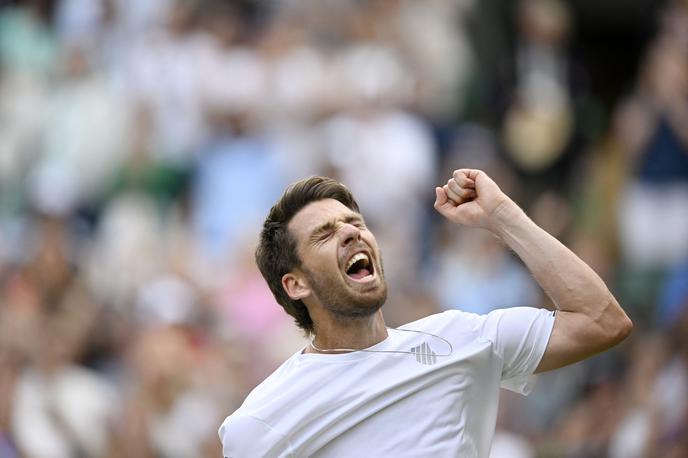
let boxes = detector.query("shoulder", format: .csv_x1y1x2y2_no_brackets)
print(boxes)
399,309,484,335
218,352,306,457
476,307,556,336
219,411,293,457
398,307,554,343
241,349,304,405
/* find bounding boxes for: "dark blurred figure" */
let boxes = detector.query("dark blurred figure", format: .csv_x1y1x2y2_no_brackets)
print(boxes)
499,0,593,210
615,36,688,271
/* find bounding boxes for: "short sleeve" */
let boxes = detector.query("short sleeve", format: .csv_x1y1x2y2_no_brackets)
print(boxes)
477,307,555,395
219,413,294,458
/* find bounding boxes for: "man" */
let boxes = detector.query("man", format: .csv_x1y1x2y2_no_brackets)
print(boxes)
219,169,632,457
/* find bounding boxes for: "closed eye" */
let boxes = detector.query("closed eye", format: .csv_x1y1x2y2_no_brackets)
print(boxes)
308,214,366,246
318,231,334,242
309,222,336,245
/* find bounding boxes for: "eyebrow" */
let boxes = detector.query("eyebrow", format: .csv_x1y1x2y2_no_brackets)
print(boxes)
307,214,363,245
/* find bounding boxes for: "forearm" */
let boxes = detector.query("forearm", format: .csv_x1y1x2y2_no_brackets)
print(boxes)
436,168,632,371
490,200,618,320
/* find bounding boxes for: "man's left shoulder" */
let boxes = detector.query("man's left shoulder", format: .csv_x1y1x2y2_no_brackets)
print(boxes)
398,309,482,335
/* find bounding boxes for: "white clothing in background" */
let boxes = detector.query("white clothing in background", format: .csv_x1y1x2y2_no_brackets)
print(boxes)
12,367,116,458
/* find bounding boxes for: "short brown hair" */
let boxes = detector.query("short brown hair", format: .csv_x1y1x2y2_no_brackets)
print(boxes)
255,176,360,334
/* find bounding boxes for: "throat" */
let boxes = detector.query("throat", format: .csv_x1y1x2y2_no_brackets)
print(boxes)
310,311,388,352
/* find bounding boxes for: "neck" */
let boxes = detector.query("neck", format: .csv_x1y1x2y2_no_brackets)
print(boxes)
307,309,388,353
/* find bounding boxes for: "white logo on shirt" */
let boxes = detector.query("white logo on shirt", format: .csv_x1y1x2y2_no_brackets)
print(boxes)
409,342,437,365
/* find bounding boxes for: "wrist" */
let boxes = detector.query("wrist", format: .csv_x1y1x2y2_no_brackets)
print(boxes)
487,197,528,237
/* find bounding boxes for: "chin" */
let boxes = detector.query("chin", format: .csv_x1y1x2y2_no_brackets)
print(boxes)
304,261,388,319
333,281,388,320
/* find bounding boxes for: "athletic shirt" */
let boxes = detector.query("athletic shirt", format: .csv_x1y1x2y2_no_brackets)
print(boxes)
219,307,555,458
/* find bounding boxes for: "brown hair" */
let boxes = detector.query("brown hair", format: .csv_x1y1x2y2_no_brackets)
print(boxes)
255,176,360,334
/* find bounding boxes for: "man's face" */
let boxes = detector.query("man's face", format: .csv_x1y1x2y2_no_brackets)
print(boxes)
287,199,387,320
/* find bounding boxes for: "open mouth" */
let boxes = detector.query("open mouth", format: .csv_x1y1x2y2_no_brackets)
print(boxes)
344,251,375,281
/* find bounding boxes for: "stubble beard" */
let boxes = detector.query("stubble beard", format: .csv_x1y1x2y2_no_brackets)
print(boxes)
304,263,388,321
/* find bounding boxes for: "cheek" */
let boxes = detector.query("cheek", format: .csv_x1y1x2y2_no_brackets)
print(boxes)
364,233,380,251
302,244,340,271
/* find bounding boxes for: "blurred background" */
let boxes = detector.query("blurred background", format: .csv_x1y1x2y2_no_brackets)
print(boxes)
0,0,687,456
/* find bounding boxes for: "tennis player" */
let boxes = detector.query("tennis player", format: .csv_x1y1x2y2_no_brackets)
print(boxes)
219,168,632,457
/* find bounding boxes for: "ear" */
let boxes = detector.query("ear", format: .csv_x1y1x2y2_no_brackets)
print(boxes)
282,271,311,301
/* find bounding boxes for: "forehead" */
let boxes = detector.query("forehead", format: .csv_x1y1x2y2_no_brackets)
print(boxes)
288,199,358,243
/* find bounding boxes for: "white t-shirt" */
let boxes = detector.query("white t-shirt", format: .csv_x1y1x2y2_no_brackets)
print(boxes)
219,307,555,458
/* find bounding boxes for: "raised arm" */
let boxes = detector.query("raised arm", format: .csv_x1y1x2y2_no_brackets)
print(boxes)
434,169,633,373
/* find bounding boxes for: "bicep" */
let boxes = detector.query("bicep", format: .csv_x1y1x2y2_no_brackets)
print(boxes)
535,311,608,373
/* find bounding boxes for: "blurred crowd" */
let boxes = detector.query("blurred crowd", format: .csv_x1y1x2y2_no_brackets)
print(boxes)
0,0,687,457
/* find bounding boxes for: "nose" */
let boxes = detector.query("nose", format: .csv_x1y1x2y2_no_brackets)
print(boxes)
339,223,362,247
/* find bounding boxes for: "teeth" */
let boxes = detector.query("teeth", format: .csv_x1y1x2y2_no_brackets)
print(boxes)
346,252,370,272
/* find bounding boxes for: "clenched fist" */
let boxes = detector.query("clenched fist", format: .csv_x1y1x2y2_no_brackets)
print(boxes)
434,169,515,231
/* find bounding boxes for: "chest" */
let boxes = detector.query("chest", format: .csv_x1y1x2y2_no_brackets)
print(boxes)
280,343,503,456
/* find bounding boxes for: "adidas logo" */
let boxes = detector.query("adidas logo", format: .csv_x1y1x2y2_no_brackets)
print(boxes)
410,341,437,365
